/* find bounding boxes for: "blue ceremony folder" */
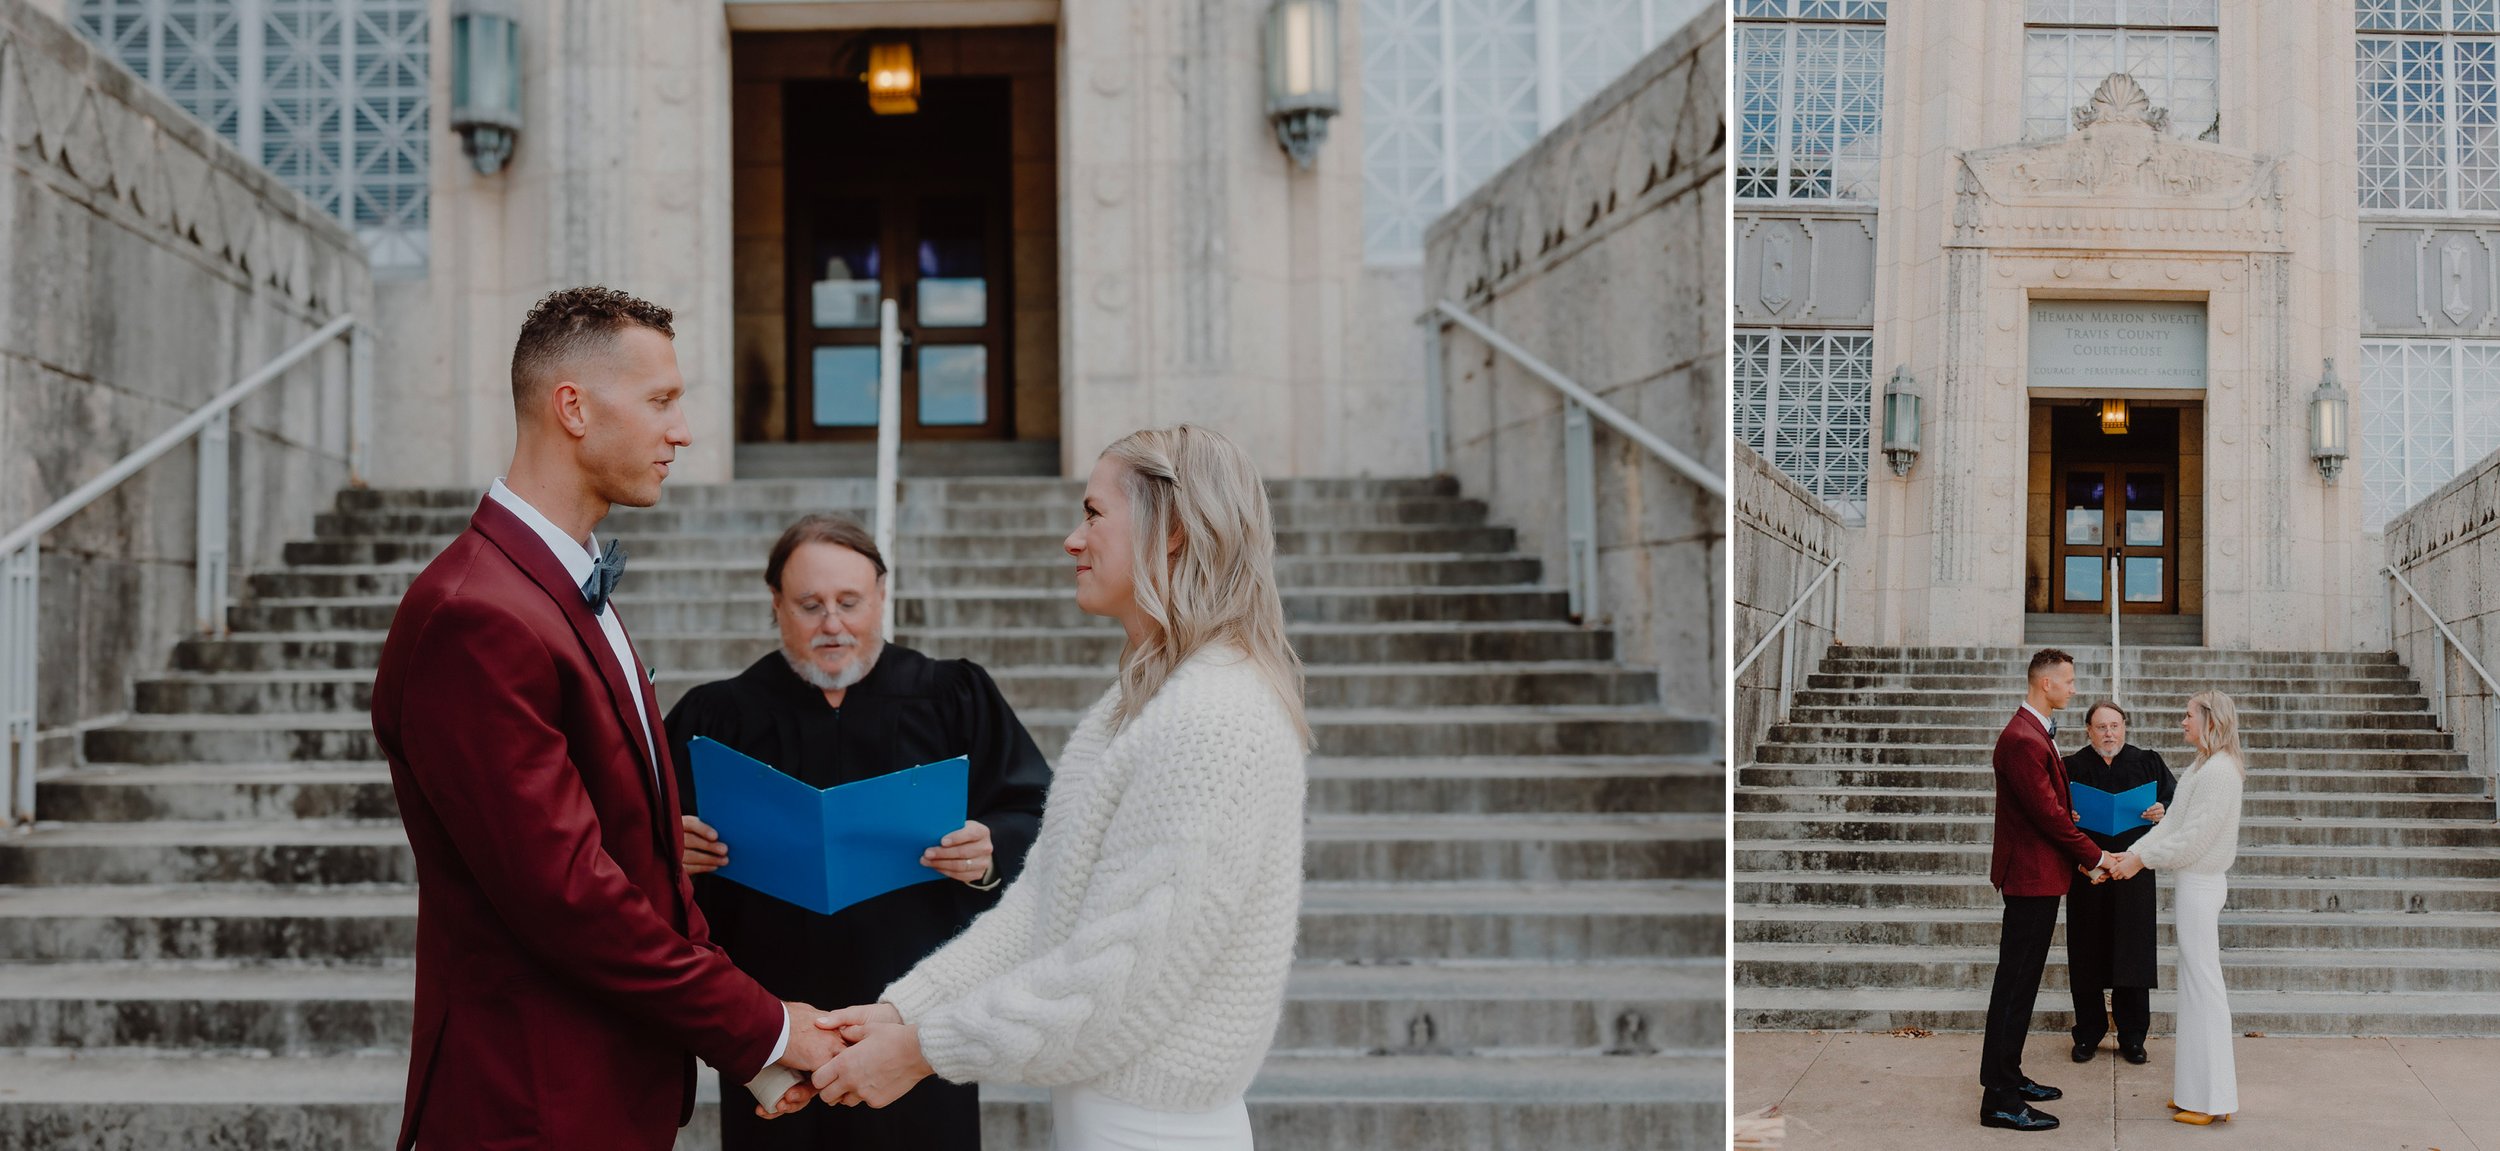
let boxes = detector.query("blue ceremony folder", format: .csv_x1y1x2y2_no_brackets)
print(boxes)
687,736,971,915
2069,779,2159,838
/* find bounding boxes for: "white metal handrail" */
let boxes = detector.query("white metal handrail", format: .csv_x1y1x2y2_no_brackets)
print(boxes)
1734,555,1845,727
1,313,366,826
874,300,902,641
2384,564,2500,789
1421,299,1727,621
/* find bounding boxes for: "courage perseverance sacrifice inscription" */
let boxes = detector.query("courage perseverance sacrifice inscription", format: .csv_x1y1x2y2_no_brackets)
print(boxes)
2027,301,2208,389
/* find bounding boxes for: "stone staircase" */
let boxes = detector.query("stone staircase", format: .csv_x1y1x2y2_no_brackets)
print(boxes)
0,475,1724,1150
1735,644,2500,1036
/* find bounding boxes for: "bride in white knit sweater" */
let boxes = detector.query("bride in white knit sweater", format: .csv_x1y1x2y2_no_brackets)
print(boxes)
2106,689,2247,1127
765,425,1313,1150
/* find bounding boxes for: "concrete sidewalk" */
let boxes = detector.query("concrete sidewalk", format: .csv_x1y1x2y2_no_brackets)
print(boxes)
1737,1030,2499,1150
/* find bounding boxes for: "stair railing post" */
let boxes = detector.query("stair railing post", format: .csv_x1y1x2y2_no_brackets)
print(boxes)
195,409,232,637
2109,551,2122,703
2435,640,2449,731
1778,605,1799,724
874,299,903,642
1563,397,1597,623
2,543,34,826
1422,315,1447,476
348,322,375,488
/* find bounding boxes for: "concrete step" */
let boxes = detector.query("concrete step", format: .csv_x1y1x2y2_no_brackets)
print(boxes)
1781,704,2441,730
230,584,1580,632
1786,687,2436,713
1729,812,2500,849
1732,984,2500,1036
1733,839,2500,879
136,660,1662,717
2023,613,2205,646
1735,762,2492,795
1735,904,2500,950
314,497,1496,537
1805,670,2417,692
249,553,1551,597
0,1050,1721,1151
732,439,1062,479
1821,646,2402,668
333,477,1466,511
1737,941,2500,995
0,959,1720,1058
1748,741,2467,771
169,623,1620,673
0,812,1710,887
34,756,1724,824
1763,722,2452,751
0,882,1720,964
1736,871,2500,913
1732,784,2495,821
82,705,1710,763
280,526,1524,567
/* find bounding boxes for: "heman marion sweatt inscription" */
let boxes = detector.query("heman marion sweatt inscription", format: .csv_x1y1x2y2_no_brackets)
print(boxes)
2028,300,2209,389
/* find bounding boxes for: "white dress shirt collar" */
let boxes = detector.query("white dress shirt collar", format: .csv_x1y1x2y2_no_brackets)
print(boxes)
2020,703,2055,738
488,479,603,613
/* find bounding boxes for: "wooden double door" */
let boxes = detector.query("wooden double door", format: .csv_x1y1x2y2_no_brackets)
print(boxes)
783,77,1013,441
2049,405,2182,615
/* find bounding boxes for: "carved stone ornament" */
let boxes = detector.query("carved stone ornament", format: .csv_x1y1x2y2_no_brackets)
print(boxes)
1760,228,1794,315
2071,73,2169,134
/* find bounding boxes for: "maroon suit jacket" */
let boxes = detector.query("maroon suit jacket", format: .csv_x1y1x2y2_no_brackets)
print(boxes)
372,498,785,1150
1989,709,2107,897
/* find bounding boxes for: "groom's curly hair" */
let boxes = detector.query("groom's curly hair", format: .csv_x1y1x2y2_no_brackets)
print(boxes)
510,285,677,413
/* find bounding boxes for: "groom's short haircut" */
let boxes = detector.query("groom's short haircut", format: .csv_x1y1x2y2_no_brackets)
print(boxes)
510,285,677,413
2027,648,2075,683
766,513,888,592
2084,700,2129,727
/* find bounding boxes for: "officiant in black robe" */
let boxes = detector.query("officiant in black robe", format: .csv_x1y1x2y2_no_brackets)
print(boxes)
2064,699,2176,1064
665,514,1051,1151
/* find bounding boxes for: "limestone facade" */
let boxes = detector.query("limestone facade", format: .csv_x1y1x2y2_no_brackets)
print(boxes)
1739,0,2386,651
2384,445,2500,795
0,0,373,742
1733,441,1842,765
1424,17,1725,717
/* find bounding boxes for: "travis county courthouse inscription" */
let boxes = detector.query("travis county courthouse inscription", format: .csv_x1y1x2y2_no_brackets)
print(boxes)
2028,301,2209,390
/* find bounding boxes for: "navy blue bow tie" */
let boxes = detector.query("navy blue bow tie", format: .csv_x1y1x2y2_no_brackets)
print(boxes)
581,539,627,615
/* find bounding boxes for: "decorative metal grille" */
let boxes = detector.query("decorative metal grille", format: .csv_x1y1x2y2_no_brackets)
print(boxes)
1733,19,1886,201
2359,0,2498,34
2022,28,2219,140
74,0,429,273
1735,328,1875,517
1360,0,1698,262
1737,0,1888,18
2358,31,2500,211
2359,338,2500,528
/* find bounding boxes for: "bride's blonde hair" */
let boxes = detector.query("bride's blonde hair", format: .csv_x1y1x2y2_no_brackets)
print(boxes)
2188,689,2244,774
1100,425,1312,747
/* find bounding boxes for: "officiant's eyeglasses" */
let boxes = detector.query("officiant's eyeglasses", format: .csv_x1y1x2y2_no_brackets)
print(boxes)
785,596,871,624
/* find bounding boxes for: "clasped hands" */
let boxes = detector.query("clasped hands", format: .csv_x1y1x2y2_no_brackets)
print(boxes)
2080,850,2146,884
758,1002,932,1118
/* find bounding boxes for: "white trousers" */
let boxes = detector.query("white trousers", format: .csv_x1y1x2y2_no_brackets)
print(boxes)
1050,1086,1252,1151
2170,871,2238,1116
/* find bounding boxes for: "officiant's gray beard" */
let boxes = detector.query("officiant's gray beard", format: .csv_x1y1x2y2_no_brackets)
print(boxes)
784,632,880,692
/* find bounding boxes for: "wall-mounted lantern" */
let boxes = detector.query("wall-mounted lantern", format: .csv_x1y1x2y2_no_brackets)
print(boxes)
449,0,523,175
1882,364,1923,476
2312,357,2351,485
1264,0,1341,168
864,38,920,116
2099,397,2131,435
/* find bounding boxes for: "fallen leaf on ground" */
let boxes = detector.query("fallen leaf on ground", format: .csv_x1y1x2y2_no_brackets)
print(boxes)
1890,1026,1933,1038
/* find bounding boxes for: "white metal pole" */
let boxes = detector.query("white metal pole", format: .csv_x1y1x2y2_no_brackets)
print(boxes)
1422,320,1447,475
2109,552,2122,703
349,323,375,487
196,410,231,637
4,545,35,825
1563,399,1598,622
875,300,903,642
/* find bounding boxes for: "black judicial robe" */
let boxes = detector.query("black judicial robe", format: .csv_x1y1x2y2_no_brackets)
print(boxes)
2063,742,2178,991
665,645,1052,1151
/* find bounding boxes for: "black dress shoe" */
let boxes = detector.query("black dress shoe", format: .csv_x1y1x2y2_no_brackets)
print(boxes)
2072,1041,2097,1062
1981,1102,2061,1131
2120,1043,2149,1065
2015,1081,2063,1102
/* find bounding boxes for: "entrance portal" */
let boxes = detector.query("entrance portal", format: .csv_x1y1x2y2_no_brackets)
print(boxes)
2026,401,2204,645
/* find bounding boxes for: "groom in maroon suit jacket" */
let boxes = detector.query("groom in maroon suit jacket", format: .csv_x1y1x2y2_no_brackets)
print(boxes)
1977,648,2120,1133
372,287,839,1149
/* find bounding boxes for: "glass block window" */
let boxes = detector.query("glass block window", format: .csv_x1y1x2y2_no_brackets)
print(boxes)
2359,339,2500,528
2022,1,2219,141
75,0,430,274
2357,18,2500,211
1734,7,1887,202
1360,0,1704,262
1734,328,1875,518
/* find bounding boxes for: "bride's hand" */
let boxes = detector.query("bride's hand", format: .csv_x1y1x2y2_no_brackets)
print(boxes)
813,1021,934,1109
817,1001,903,1036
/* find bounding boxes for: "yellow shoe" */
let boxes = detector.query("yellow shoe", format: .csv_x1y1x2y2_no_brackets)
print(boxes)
2172,1110,2232,1126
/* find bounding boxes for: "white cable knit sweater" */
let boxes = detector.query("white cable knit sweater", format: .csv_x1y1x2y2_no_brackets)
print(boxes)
2129,752,2245,876
880,645,1308,1110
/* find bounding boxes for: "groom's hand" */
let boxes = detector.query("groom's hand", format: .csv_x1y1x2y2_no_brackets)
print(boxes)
778,1001,848,1071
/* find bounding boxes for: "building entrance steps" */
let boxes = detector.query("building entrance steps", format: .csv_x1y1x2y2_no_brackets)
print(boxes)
0,476,1720,1149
